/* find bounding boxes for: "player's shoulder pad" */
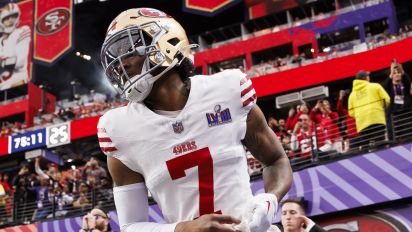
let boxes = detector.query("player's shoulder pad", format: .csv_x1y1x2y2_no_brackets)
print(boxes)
212,68,246,81
97,107,127,155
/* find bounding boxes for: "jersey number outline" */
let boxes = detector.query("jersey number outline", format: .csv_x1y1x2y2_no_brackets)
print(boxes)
166,147,221,216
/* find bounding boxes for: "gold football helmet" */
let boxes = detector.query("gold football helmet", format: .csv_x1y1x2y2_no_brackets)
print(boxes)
101,8,197,102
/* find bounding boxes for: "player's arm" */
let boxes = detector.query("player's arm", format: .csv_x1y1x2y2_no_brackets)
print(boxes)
242,105,292,200
109,156,240,232
108,156,178,232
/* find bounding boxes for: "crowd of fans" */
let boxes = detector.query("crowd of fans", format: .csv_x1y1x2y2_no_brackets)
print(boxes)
0,157,111,225
247,29,412,78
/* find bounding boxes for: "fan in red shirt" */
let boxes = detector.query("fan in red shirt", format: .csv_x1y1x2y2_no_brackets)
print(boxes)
310,99,342,152
291,114,332,159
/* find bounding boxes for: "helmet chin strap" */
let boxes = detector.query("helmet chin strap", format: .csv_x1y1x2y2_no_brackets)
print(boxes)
126,57,179,103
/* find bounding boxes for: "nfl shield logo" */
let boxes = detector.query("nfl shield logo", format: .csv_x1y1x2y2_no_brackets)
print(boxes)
172,121,184,134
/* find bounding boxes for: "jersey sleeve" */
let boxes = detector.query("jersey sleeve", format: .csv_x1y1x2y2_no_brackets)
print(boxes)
239,71,257,113
97,113,120,157
97,110,144,174
222,69,257,140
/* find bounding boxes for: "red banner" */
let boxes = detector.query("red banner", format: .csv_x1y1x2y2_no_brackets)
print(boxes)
183,0,241,16
33,0,72,63
0,0,33,91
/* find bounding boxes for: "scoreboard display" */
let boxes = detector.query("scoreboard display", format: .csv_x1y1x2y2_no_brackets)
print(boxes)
9,129,47,153
46,122,71,148
8,122,71,154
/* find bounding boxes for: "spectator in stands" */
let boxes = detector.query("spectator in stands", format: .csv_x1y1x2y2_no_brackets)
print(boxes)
0,173,11,223
73,183,91,210
337,90,358,151
291,114,331,160
281,199,327,232
383,62,412,141
349,70,390,150
310,99,342,152
80,207,112,232
383,62,412,112
35,158,61,189
51,184,74,218
286,104,309,132
32,177,52,220
12,163,37,221
83,158,107,184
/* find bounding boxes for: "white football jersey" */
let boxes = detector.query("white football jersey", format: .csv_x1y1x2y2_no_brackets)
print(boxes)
0,25,30,90
98,69,257,223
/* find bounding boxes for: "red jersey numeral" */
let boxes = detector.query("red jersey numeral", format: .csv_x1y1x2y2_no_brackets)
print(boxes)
166,147,221,216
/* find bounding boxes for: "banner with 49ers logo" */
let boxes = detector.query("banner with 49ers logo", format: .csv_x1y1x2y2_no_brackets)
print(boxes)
0,0,33,91
33,0,73,64
183,0,242,16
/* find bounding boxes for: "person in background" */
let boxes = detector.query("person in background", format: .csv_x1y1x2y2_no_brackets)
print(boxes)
383,62,412,112
291,114,331,160
0,173,10,223
382,61,412,141
286,103,309,132
348,70,390,150
12,163,37,221
310,99,342,152
281,199,327,232
337,90,358,152
80,207,112,232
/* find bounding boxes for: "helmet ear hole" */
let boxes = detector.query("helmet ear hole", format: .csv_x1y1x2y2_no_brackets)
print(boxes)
167,38,180,46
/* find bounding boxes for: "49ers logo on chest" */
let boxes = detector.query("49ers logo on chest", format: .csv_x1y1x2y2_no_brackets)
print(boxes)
173,140,197,155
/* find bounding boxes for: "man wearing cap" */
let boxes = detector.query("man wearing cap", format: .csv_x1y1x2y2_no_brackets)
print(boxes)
348,70,390,150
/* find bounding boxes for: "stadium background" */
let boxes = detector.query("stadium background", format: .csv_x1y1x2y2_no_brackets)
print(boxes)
1,0,412,231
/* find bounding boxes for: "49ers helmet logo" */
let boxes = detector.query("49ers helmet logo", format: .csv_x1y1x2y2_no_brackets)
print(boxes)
138,8,170,18
36,8,70,35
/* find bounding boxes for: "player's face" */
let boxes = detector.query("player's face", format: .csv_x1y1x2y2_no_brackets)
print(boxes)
281,202,305,232
2,14,17,28
115,55,145,85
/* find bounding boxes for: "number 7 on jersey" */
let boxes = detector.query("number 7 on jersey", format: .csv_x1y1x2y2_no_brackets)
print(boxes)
166,147,221,216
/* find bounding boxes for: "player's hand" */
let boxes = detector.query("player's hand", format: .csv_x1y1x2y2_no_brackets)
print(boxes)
175,214,241,232
240,193,278,232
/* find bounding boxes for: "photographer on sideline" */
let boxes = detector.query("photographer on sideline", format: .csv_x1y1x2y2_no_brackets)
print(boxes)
80,207,111,232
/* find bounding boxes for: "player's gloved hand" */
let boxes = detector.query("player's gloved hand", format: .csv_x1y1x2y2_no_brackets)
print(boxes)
175,214,241,232
238,193,278,232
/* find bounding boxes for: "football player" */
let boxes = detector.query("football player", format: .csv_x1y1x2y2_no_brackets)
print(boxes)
98,8,292,232
0,3,30,91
